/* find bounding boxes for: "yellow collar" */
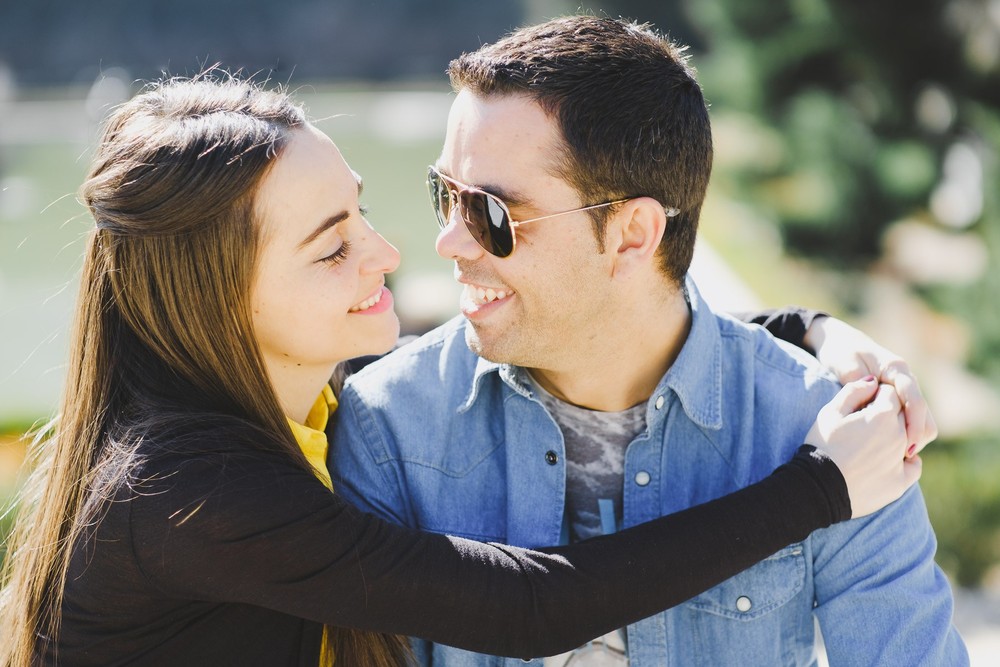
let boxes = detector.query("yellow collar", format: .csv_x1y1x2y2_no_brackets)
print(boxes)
286,385,337,490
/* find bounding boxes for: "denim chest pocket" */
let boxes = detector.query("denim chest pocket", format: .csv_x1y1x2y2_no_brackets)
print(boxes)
684,543,806,621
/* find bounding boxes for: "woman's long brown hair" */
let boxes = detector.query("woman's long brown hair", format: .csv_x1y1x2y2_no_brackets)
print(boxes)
0,74,409,667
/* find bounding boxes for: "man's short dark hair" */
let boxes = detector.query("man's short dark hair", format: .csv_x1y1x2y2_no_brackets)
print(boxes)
448,15,713,284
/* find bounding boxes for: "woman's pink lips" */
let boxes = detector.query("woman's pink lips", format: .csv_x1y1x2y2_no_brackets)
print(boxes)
349,286,393,315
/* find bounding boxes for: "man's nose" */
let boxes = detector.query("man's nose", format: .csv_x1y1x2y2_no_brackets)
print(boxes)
435,206,486,261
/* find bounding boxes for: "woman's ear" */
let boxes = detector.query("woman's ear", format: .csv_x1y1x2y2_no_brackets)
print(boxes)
611,197,667,279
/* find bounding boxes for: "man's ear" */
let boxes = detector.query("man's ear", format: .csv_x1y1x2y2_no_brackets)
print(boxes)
611,197,667,279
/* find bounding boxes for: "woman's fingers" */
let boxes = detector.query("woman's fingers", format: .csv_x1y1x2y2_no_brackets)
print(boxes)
808,380,918,518
828,375,880,417
902,455,923,487
881,360,938,454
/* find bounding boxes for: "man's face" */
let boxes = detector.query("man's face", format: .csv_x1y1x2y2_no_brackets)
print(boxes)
434,91,619,370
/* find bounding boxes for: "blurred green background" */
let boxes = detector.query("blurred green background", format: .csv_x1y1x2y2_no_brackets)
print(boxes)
2,0,999,643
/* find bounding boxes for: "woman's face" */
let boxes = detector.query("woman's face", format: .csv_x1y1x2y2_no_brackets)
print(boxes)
251,124,401,389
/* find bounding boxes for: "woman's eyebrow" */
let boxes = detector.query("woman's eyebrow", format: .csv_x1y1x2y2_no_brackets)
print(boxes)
298,177,363,249
298,210,350,249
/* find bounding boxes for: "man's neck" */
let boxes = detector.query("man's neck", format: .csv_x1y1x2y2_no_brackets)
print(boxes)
528,291,691,412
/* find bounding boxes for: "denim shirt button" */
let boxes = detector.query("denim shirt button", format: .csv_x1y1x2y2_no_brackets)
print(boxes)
634,471,651,486
736,596,753,612
545,450,558,465
654,395,665,409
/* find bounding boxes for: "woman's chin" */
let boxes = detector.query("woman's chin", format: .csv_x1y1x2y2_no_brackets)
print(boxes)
338,315,402,363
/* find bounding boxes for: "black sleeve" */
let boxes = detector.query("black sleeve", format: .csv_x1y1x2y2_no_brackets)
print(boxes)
735,307,829,353
130,444,848,660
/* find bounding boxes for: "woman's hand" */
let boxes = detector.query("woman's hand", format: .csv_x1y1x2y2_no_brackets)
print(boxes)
804,316,937,457
806,376,923,518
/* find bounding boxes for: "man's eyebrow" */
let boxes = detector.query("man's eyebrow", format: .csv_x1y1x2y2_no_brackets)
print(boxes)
298,177,363,249
483,183,529,209
434,164,529,208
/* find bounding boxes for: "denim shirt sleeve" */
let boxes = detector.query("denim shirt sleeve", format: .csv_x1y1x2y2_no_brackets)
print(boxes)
330,382,415,528
812,484,969,666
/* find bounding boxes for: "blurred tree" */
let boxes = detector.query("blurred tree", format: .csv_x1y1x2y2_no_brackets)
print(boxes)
683,0,998,264
682,0,1000,584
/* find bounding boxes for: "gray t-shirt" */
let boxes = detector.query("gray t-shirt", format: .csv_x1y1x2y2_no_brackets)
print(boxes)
524,371,647,666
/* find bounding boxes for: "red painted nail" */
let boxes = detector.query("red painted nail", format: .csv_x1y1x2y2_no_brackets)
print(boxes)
906,444,917,458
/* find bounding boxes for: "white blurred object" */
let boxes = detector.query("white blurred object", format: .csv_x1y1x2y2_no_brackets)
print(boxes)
883,219,989,286
369,91,450,143
85,68,131,121
689,240,764,312
915,84,956,134
0,176,38,220
392,271,461,334
931,141,984,229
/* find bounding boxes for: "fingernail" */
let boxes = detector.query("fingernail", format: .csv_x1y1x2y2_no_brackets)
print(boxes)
863,375,876,382
906,444,917,458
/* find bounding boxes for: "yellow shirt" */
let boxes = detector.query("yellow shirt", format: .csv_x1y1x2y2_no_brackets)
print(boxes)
286,384,337,491
286,384,337,666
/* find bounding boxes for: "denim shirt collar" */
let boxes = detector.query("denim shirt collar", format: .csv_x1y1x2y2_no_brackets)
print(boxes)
657,278,724,431
459,355,507,413
459,277,723,431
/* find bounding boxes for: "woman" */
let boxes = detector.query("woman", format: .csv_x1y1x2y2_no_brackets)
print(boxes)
0,75,920,667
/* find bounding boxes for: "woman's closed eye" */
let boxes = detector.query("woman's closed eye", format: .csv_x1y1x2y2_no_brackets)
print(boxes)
317,204,367,265
318,239,352,265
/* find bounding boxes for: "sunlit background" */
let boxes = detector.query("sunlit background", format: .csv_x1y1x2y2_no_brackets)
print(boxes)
1,0,998,660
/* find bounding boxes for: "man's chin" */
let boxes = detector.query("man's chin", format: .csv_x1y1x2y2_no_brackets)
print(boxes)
464,325,512,364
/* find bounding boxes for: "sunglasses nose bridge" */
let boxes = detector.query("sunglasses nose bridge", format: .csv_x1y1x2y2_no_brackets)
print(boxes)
443,187,468,229
435,198,492,262
429,169,514,258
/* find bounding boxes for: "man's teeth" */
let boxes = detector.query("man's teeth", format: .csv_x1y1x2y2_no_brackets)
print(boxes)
467,284,509,305
350,289,383,312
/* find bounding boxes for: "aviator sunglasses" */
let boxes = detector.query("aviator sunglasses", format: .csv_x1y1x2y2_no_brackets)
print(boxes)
427,165,646,258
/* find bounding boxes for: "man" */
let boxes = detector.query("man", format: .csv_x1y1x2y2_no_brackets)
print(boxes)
332,16,966,666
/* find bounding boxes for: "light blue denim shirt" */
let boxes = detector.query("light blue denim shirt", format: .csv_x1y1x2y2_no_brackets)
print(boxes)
331,280,967,666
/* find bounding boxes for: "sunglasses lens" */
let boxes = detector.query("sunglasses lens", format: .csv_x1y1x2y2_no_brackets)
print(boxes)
462,190,514,258
427,167,515,258
427,169,450,228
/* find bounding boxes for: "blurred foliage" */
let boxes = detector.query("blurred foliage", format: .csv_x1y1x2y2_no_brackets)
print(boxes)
680,0,1000,584
922,439,1000,587
0,429,31,568
685,0,998,263
0,511,13,566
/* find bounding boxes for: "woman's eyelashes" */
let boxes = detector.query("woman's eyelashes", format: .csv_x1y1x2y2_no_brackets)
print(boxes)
319,239,352,265
317,204,367,265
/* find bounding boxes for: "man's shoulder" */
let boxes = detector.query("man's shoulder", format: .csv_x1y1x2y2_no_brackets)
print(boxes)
714,309,838,391
342,315,481,400
705,310,840,461
671,304,841,483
